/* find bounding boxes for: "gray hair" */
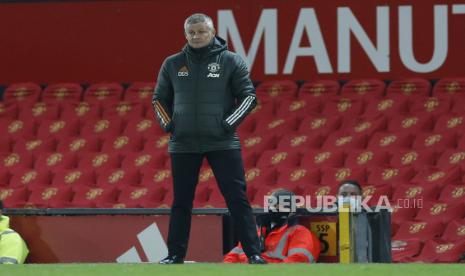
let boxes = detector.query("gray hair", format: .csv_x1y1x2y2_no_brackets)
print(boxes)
184,13,214,32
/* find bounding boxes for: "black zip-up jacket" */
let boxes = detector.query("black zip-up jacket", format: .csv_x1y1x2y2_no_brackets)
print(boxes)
152,36,257,153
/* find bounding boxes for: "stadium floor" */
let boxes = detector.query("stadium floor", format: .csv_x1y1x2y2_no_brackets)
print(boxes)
3,263,465,276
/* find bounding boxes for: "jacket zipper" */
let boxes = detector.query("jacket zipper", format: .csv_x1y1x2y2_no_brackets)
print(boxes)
194,60,201,152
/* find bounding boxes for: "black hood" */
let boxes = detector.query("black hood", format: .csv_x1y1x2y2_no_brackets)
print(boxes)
182,36,228,60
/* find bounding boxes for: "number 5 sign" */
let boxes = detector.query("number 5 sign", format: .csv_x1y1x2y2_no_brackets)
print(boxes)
310,222,337,257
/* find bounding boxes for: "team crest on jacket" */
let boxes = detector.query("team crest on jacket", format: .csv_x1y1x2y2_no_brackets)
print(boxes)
207,62,220,78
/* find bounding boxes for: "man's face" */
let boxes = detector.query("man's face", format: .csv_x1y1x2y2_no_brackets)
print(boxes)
185,22,215,49
337,183,362,198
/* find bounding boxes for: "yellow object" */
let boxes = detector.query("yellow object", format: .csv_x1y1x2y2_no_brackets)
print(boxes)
338,204,352,263
0,215,29,264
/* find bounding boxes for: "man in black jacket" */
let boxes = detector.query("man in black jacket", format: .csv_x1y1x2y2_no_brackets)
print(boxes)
153,13,265,264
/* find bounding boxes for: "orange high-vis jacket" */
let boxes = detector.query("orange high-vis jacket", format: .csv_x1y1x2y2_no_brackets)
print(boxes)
223,224,320,263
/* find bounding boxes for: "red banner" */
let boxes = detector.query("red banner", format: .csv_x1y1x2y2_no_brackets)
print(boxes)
0,0,464,83
10,215,223,263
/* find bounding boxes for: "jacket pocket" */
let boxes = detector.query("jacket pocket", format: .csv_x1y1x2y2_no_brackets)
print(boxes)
171,113,193,141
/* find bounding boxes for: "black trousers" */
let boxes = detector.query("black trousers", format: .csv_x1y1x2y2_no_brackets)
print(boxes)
167,149,260,258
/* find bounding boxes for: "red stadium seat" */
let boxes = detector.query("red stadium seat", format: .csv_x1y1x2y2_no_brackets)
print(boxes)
67,186,118,208
0,136,14,153
123,118,165,139
363,96,409,118
124,82,155,106
411,132,457,151
344,150,389,169
51,169,97,187
434,114,465,133
1,153,34,173
321,131,367,150
56,137,101,153
96,169,141,189
303,184,336,200
320,167,366,188
439,184,465,203
411,166,461,187
255,80,298,103
367,166,416,187
415,201,465,224
391,204,418,224
361,184,392,206
387,114,435,134
242,134,278,155
253,115,299,136
236,116,257,137
298,80,340,100
143,134,170,153
409,239,465,263
60,102,102,121
432,78,465,97
13,138,57,155
367,132,413,151
24,186,73,208
391,239,422,263
0,187,28,208
275,98,321,118
122,151,168,171
34,152,78,173
140,168,172,188
0,119,37,140
9,169,51,188
42,83,83,103
386,78,432,97
298,115,342,136
342,115,387,137
300,149,345,169
205,188,227,208
0,102,18,120
441,219,465,242
450,96,465,115
276,167,320,187
3,83,41,105
426,148,459,169
193,184,213,208
244,167,278,188
256,149,301,169
83,82,124,104
456,136,465,151
36,119,80,139
392,184,439,202
17,102,60,121
102,101,145,120
80,118,124,138
276,133,323,151
242,151,258,168
409,97,451,116
340,79,386,99
110,186,158,208
321,97,364,117
0,168,10,187
100,135,144,154
248,102,276,119
197,167,216,186
394,221,444,241
77,153,121,171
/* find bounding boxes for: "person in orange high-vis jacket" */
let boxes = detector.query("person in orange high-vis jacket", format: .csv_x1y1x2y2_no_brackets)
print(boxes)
224,189,320,263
